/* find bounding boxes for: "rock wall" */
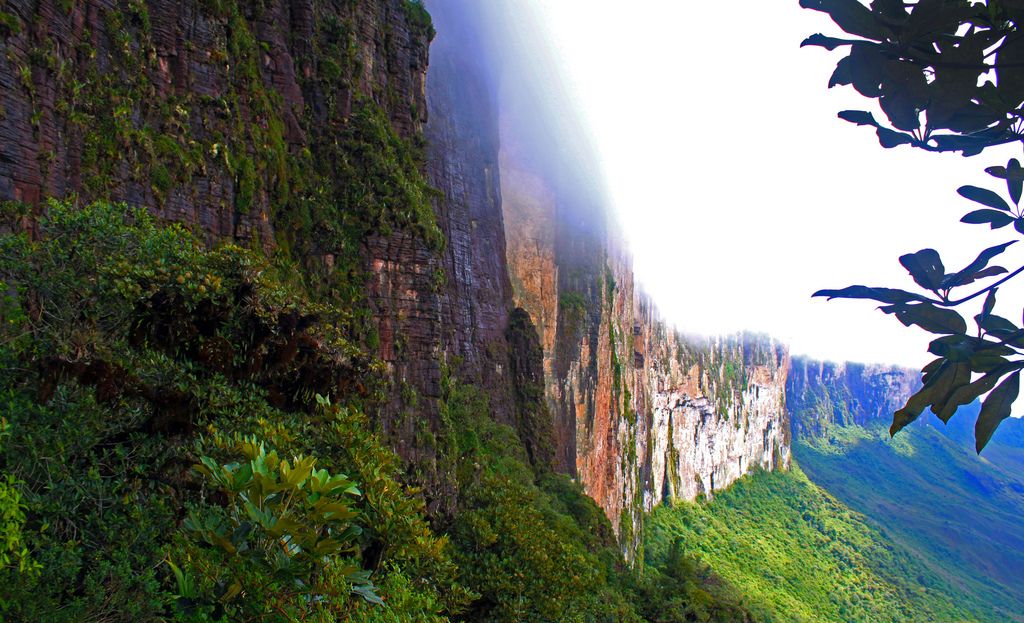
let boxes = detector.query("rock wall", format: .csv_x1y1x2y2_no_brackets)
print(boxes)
425,0,794,548
0,1,520,497
787,357,919,440
0,0,429,240
496,67,791,548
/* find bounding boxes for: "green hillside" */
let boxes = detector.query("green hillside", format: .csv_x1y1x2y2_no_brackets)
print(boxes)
795,420,1024,622
645,467,1000,623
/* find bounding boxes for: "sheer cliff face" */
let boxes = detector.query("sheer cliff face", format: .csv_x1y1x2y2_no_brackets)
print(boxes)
787,357,919,440
0,0,517,482
499,118,792,544
0,0,429,239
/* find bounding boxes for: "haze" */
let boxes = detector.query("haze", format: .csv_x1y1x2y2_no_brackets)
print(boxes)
514,1,1024,369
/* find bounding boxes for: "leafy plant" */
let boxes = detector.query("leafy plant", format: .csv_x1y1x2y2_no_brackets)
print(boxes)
803,1,1024,451
814,160,1024,451
175,433,381,619
802,0,1024,156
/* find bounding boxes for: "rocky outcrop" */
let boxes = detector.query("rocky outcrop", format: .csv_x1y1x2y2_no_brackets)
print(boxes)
787,357,919,440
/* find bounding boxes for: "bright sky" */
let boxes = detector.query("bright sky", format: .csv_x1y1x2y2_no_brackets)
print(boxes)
520,0,1024,368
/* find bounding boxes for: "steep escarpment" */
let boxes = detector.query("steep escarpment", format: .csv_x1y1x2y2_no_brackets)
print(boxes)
787,357,918,440
0,0,531,510
492,23,792,545
1,0,793,552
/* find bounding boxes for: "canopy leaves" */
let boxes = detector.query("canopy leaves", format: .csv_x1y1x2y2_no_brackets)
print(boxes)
804,0,1024,155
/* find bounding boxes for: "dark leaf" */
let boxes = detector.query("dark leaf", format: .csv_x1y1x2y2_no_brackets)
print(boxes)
847,44,888,97
983,288,997,318
899,248,945,290
905,0,979,41
929,362,973,421
941,241,1015,288
997,33,1024,109
891,380,940,435
829,56,853,88
986,158,1024,205
957,185,1012,212
801,33,859,50
947,265,1008,289
942,106,1002,135
883,302,967,335
979,313,1019,336
812,285,933,304
879,60,929,131
935,368,1004,422
976,370,1020,452
799,0,890,40
837,110,879,126
877,127,916,148
921,357,944,376
1015,218,1024,235
870,0,906,20
960,209,1014,228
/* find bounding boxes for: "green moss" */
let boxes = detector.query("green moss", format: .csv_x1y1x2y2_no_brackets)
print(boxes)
401,0,436,40
0,12,21,36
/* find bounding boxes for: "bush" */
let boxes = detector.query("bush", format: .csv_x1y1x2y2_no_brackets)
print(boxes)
0,201,462,621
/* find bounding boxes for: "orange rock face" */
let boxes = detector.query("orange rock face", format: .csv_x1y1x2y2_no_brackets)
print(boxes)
500,120,792,552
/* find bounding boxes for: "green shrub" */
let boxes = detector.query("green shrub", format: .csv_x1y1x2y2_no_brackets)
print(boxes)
0,200,462,621
173,432,380,621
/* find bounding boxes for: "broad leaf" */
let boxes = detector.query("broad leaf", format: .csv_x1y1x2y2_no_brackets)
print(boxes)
799,0,890,40
986,158,1024,205
929,361,972,420
960,209,1014,229
957,185,1011,212
899,248,945,290
812,285,933,304
975,370,1020,452
837,109,879,126
801,33,859,50
891,379,940,435
935,368,1004,422
877,127,916,148
941,241,1015,288
883,302,967,335
983,288,997,318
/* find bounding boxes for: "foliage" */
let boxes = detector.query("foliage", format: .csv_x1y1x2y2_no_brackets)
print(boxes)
438,373,644,623
174,432,380,621
802,0,1024,155
804,1,1024,450
635,541,759,623
646,468,989,623
0,418,36,580
813,159,1024,450
0,200,460,621
795,417,1024,621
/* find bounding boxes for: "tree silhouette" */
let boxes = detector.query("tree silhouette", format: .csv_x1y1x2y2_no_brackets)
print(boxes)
804,0,1024,451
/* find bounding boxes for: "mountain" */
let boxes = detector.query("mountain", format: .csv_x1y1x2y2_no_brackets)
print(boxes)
787,357,1024,622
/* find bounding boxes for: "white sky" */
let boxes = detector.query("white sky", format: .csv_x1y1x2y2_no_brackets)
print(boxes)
521,0,1024,368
